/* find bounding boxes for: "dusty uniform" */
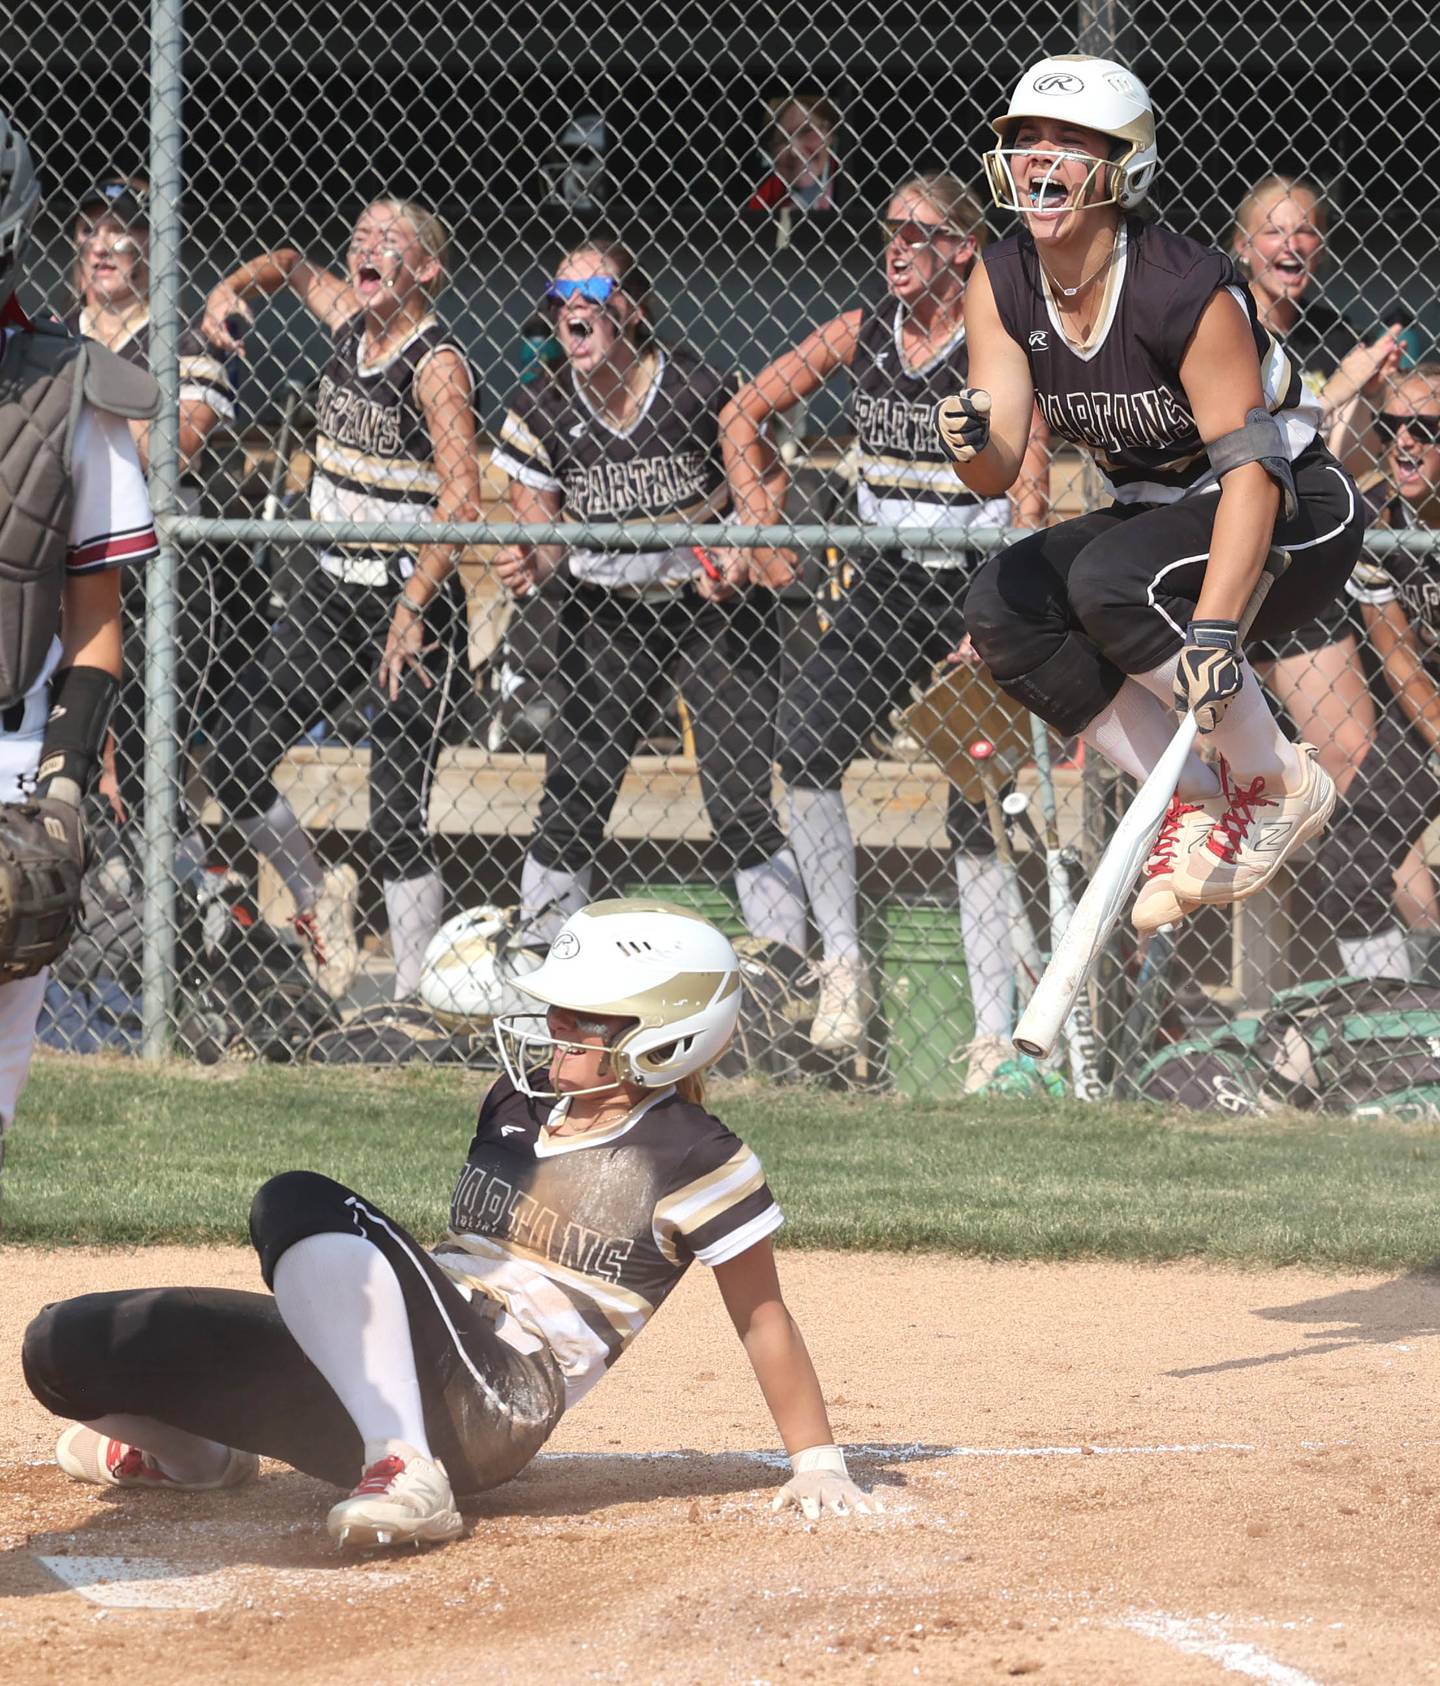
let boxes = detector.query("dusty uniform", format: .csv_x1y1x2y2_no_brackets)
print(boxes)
492,347,788,874
780,298,1009,853
23,1077,781,1491
0,322,158,1127
1318,485,1440,936
214,315,472,883
964,218,1366,735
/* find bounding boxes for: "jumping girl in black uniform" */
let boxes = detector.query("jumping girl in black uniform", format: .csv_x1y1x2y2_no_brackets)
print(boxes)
939,54,1365,934
203,199,481,1000
723,173,1049,1082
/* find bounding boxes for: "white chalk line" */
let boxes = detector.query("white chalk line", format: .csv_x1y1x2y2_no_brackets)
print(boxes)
532,1440,1257,1468
1122,1612,1325,1686
33,1551,402,1612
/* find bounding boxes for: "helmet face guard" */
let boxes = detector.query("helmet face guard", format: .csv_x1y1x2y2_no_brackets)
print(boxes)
495,1011,631,1101
983,145,1122,216
0,118,40,295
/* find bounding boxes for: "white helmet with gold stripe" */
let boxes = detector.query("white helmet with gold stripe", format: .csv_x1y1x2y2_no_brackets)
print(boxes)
495,897,741,1097
984,54,1159,214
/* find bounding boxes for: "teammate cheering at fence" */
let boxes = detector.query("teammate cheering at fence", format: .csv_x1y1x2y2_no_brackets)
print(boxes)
939,54,1365,934
1321,365,1440,982
722,173,1049,1077
488,236,809,1020
201,199,481,1000
25,899,877,1548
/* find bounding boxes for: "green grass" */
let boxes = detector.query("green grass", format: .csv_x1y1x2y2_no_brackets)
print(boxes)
7,1053,1440,1270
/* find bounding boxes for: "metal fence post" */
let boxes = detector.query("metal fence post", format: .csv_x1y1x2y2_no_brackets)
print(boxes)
141,0,184,1061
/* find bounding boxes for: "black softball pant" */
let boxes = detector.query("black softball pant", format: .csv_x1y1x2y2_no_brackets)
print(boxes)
531,580,788,874
776,552,994,855
1317,712,1440,938
22,1171,566,1495
964,449,1366,737
211,564,468,881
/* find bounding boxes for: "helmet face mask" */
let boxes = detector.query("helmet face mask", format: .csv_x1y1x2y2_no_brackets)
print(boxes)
492,898,742,1102
495,1009,637,1102
984,54,1159,216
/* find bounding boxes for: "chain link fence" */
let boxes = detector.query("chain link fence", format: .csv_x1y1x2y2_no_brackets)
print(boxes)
12,0,1440,1111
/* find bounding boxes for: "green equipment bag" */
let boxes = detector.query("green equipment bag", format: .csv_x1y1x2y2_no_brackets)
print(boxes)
1136,977,1440,1117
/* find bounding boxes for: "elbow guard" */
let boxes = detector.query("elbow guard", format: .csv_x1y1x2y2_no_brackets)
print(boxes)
35,665,119,807
1207,407,1298,522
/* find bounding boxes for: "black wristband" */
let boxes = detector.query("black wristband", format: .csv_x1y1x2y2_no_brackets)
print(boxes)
1185,618,1241,652
35,665,119,802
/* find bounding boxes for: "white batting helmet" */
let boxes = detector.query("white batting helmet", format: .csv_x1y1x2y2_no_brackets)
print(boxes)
495,897,741,1098
0,113,39,295
983,54,1159,214
419,905,544,1022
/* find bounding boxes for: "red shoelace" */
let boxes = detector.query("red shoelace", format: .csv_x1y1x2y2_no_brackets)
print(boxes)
1207,770,1276,861
352,1455,406,1496
1144,795,1201,878
110,1442,169,1483
294,911,329,966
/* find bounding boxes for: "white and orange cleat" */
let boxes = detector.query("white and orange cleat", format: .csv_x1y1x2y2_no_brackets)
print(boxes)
327,1444,463,1551
1130,791,1222,932
1170,744,1336,908
56,1425,258,1491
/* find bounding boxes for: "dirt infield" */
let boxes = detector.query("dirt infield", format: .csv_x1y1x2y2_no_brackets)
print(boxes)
2,1248,1439,1683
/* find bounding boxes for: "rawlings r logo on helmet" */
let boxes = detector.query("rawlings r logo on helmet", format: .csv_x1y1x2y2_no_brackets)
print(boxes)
1033,72,1084,93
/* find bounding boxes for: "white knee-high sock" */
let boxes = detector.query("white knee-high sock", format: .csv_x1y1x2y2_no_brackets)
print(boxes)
735,847,807,954
271,1231,432,1464
234,794,324,910
1135,656,1300,784
786,788,861,964
519,854,591,947
955,854,1018,1039
1081,680,1219,798
83,1413,231,1486
384,871,445,999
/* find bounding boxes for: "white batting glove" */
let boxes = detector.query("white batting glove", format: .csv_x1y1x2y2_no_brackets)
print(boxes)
771,1445,879,1520
935,389,992,464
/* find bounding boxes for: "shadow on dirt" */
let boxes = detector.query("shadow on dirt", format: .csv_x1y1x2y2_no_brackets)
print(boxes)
1164,1268,1440,1378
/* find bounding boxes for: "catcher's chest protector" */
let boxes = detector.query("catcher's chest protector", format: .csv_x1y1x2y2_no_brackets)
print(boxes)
0,319,159,709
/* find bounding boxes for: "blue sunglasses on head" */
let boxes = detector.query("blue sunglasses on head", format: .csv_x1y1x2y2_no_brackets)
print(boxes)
544,276,621,306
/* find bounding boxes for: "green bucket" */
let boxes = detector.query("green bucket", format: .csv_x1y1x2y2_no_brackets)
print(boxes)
879,902,974,1098
622,881,746,939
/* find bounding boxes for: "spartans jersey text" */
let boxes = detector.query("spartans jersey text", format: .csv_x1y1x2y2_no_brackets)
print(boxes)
314,378,405,457
1035,386,1194,456
562,448,711,519
451,1161,636,1283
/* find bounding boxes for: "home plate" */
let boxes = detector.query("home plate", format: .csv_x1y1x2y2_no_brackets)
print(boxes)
33,1554,404,1611
35,1555,228,1610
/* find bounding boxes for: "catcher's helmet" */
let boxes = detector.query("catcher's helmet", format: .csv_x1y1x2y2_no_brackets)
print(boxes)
984,54,1158,214
495,897,741,1099
0,113,39,295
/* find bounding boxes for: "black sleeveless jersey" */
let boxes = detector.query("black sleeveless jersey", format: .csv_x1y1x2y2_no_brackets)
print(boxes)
983,218,1315,504
310,313,473,586
1347,482,1440,670
492,344,733,590
434,1073,782,1409
848,297,985,520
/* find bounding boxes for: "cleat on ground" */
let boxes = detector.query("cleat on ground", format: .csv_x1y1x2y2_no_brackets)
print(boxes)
326,1444,463,1550
56,1425,259,1491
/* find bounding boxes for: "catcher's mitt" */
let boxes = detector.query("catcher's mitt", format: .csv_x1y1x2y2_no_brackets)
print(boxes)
0,799,86,981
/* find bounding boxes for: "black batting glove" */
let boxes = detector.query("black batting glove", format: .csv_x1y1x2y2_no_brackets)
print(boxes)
1175,619,1244,733
936,389,992,464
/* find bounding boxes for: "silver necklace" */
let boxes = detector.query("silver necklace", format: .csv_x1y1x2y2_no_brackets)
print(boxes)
1042,233,1121,301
